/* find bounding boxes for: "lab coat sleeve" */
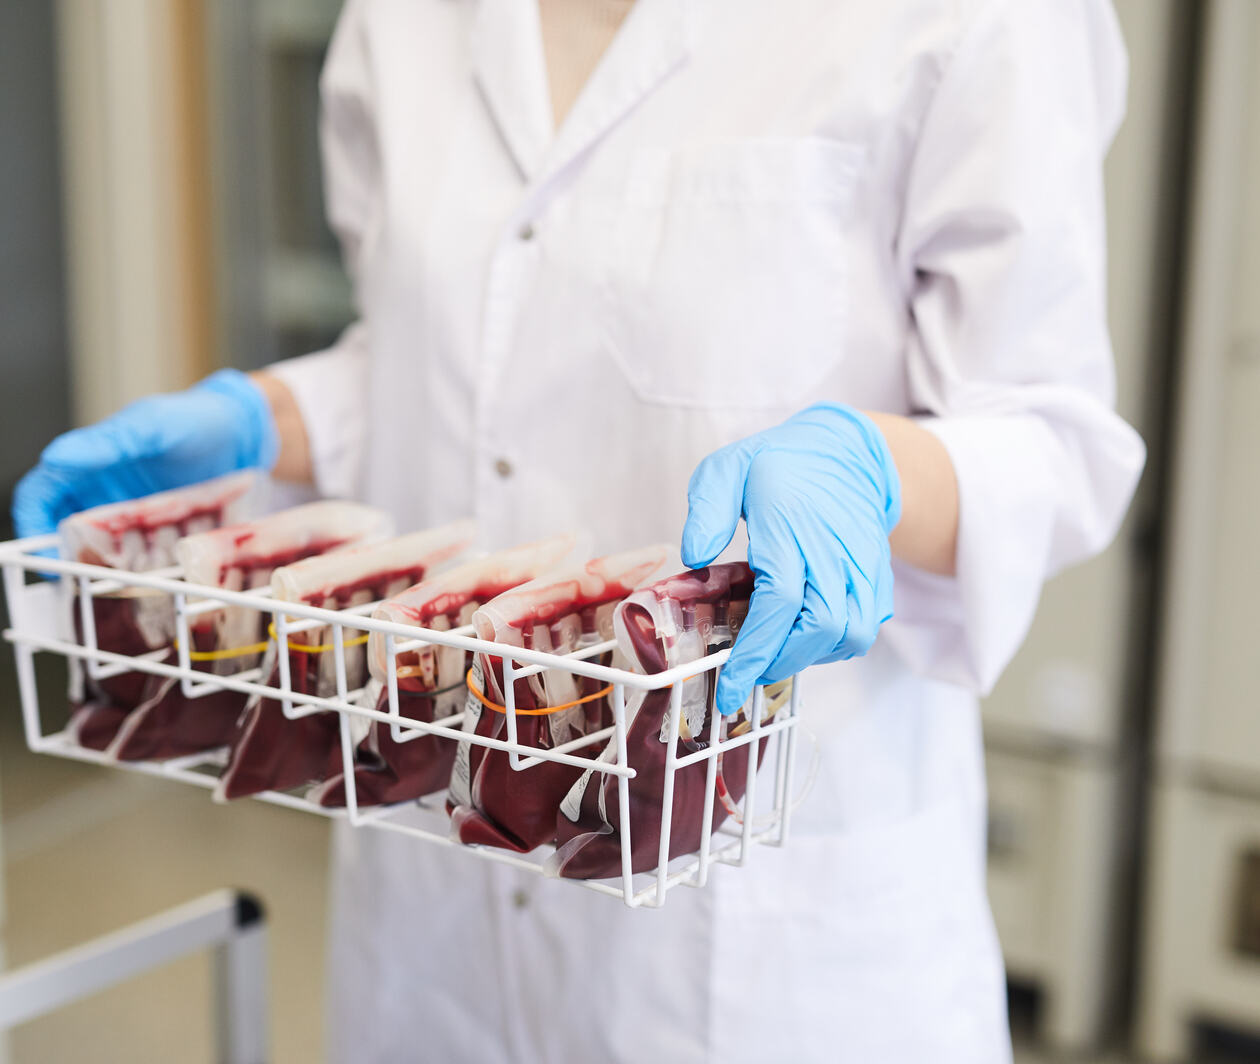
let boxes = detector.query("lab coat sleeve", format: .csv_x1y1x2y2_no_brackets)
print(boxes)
882,0,1146,694
263,0,378,500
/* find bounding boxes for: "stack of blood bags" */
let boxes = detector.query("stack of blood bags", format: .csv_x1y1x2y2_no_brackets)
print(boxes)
214,521,477,800
57,473,785,888
311,535,576,808
58,471,267,752
448,545,671,853
105,500,393,761
552,563,781,880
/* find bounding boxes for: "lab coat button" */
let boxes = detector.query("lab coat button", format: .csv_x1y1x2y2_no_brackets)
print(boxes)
493,458,513,478
518,223,535,242
511,888,529,910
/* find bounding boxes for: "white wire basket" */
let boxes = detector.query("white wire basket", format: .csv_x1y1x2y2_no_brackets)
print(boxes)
0,533,804,909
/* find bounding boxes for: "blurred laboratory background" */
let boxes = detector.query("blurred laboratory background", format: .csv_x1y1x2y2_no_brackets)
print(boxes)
0,0,1258,1061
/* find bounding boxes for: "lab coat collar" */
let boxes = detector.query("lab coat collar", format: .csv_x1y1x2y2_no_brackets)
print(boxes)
542,0,693,178
471,0,693,184
470,0,554,180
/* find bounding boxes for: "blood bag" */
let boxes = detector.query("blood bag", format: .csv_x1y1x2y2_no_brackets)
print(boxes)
552,563,781,880
105,500,393,761
448,545,671,853
58,471,267,751
215,521,478,800
311,535,576,808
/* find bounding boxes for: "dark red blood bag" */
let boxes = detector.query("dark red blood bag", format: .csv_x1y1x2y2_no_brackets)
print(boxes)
552,563,782,880
58,472,266,751
105,501,392,761
448,546,670,853
311,536,575,809
213,522,476,800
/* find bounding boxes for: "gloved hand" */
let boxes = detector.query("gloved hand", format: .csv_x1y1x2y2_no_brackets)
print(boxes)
681,403,901,716
13,369,278,538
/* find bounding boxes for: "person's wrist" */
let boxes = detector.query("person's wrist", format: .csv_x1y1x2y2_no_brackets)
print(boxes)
195,369,280,472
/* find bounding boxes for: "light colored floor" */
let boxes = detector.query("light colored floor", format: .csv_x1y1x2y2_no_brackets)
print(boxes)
0,670,330,1064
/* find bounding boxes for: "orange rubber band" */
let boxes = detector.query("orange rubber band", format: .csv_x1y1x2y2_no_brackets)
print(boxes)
464,668,613,716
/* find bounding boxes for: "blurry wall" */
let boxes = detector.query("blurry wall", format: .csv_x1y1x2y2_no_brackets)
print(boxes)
979,0,1192,1051
55,0,213,423
206,0,352,371
0,1,70,510
1137,3,1260,1054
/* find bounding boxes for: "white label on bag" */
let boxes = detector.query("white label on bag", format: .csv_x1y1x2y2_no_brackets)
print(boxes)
448,655,485,809
560,740,617,824
559,765,593,823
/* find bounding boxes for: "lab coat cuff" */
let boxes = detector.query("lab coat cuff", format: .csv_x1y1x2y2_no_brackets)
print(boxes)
264,332,368,500
884,414,1059,696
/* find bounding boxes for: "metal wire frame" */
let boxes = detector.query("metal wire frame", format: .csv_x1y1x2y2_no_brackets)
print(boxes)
0,533,803,908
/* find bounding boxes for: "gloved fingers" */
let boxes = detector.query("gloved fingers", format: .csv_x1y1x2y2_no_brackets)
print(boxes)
759,581,848,685
872,543,895,628
12,465,79,539
42,395,208,473
38,403,158,468
40,428,114,474
715,539,805,716
789,563,891,672
681,440,755,569
828,578,882,662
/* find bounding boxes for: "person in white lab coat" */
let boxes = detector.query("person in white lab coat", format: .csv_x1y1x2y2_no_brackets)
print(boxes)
15,1,1145,1060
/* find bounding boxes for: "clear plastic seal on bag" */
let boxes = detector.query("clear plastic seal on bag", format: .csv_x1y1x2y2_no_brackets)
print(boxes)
57,471,269,751
447,545,672,853
104,500,393,762
214,520,478,800
551,563,788,880
310,534,577,808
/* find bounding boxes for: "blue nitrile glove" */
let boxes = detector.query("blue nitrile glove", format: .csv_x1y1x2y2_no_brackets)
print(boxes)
13,369,278,538
681,403,902,716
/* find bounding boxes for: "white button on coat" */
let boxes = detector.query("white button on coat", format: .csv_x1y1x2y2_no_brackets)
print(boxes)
268,1,1144,1061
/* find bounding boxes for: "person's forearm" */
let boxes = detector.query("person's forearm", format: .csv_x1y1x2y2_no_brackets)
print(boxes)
247,383,956,565
863,411,958,576
251,371,314,485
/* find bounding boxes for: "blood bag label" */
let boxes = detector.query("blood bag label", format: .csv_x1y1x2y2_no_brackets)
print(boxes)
448,656,484,808
559,741,616,823
559,766,592,823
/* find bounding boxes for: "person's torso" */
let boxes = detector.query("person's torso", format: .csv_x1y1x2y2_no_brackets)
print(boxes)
351,0,978,541
326,5,1010,1061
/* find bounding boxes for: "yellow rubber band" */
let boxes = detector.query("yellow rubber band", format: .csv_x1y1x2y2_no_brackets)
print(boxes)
173,637,270,662
465,668,613,717
173,623,371,662
265,623,370,654
727,678,793,737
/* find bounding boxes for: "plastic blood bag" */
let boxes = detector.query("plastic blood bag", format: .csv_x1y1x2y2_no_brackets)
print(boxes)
105,500,393,761
214,521,477,800
448,545,671,853
552,563,783,880
58,471,267,751
311,535,576,809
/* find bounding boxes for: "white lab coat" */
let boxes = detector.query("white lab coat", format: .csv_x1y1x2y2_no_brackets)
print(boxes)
268,1,1144,1060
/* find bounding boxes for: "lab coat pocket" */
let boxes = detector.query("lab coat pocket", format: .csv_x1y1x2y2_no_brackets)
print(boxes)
599,138,864,409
